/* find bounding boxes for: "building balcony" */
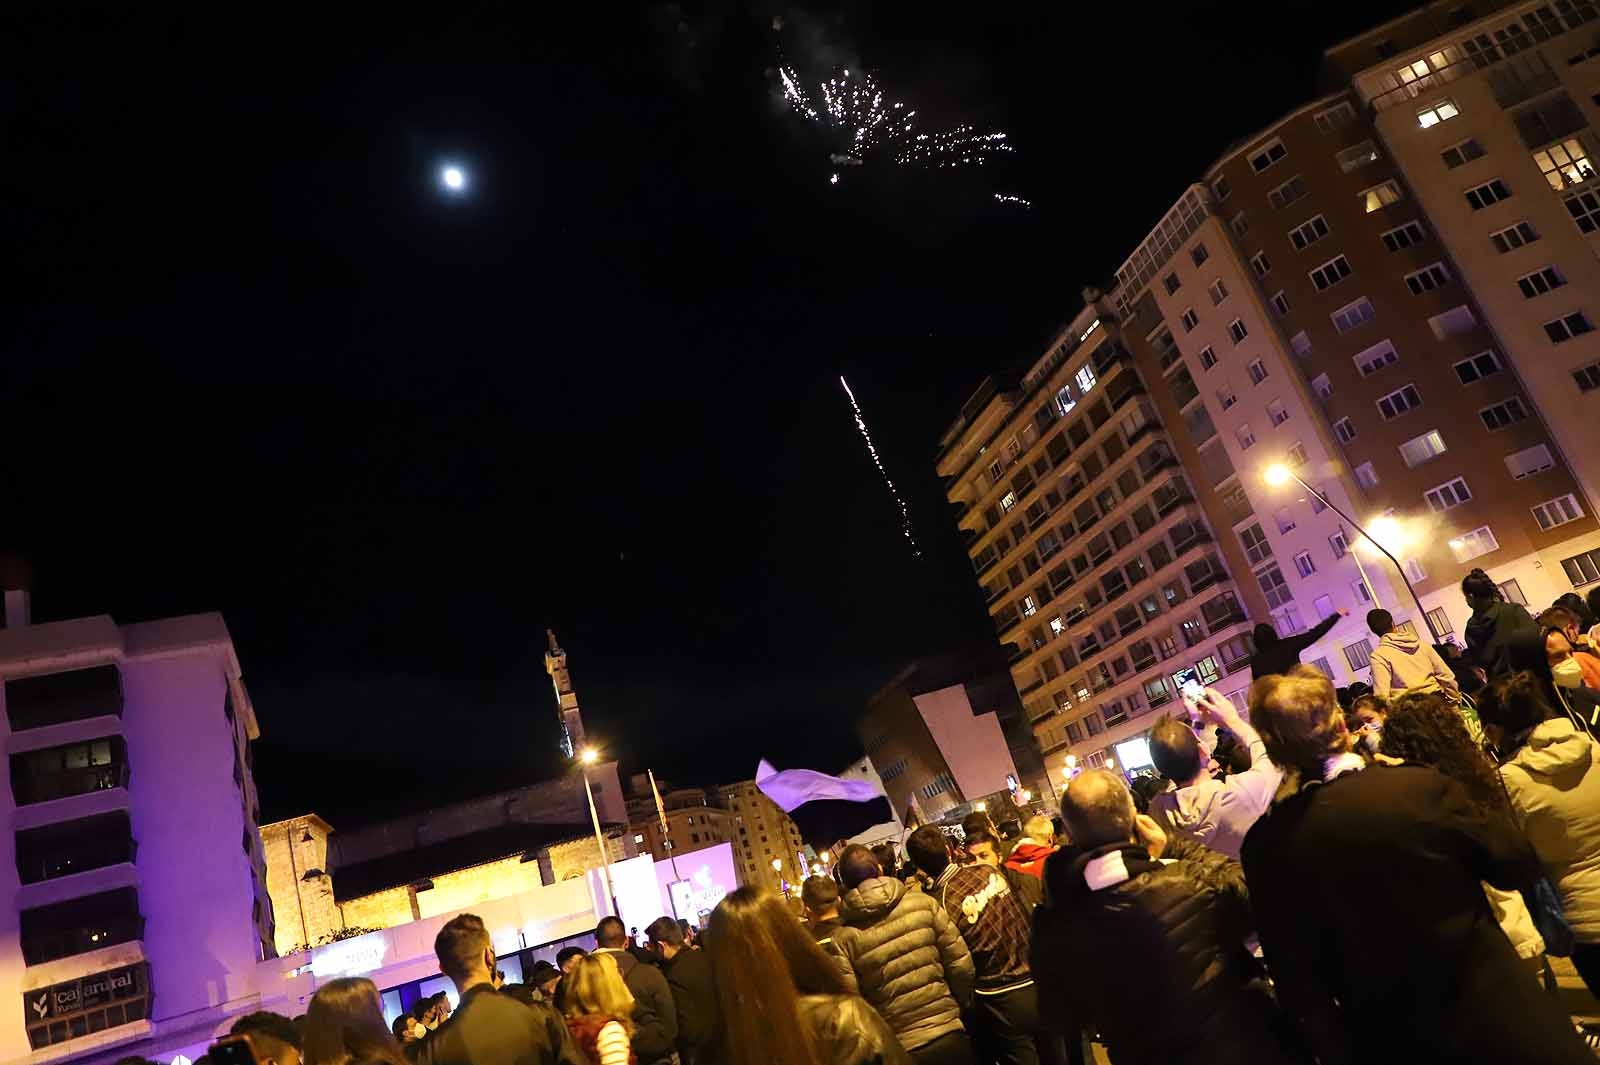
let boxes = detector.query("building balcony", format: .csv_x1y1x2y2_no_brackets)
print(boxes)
12,738,130,807
4,666,123,733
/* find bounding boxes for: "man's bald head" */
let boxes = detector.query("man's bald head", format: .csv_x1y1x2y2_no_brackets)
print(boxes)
1062,770,1136,850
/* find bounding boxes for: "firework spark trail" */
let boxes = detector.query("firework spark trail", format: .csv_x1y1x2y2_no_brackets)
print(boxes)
993,193,1032,208
778,65,1010,185
841,376,920,558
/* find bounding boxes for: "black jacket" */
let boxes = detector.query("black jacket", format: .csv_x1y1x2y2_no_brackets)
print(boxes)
409,984,582,1065
1032,835,1303,1065
1465,599,1539,679
1240,764,1592,1065
1248,613,1340,679
662,946,717,1064
594,947,677,1064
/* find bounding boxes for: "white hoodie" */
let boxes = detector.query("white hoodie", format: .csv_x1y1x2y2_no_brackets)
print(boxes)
1150,717,1281,860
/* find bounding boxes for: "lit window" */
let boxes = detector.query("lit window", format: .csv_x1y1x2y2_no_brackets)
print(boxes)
1228,319,1248,344
1294,551,1317,578
1001,491,1018,512
1331,298,1376,333
1049,616,1065,636
1268,399,1289,426
1334,417,1357,443
1055,383,1076,416
1489,221,1539,253
1312,375,1332,401
1248,359,1268,384
1289,215,1330,250
1076,364,1098,393
1417,99,1460,128
1376,383,1422,419
1505,444,1555,479
1399,429,1447,467
1449,525,1499,563
1533,494,1584,530
1361,181,1403,212
1440,138,1485,168
1533,138,1595,191
1465,178,1512,210
1355,462,1379,489
1382,220,1426,251
1404,558,1427,583
1516,266,1566,299
1480,396,1529,430
1425,477,1471,511
1452,350,1501,384
1022,595,1039,617
1309,255,1354,291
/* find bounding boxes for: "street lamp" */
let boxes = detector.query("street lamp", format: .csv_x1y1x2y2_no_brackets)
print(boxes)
1262,464,1436,638
771,857,790,899
578,747,621,919
975,801,987,812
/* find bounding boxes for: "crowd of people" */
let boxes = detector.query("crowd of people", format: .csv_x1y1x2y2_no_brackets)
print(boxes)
157,573,1600,1065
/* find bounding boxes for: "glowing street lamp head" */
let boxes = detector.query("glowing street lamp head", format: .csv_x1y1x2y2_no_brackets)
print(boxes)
975,801,987,812
1105,757,1117,771
771,858,783,871
440,165,467,192
1263,464,1293,487
579,747,600,766
1065,753,1078,767
1366,515,1407,555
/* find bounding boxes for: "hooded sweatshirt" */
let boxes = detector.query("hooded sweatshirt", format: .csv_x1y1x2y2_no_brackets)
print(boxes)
1500,717,1600,941
1368,628,1461,700
1003,841,1054,879
1150,716,1281,860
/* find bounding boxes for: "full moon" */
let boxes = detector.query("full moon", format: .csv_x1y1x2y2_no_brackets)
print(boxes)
441,166,466,191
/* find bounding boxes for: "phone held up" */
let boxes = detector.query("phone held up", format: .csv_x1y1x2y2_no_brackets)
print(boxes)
209,1036,262,1065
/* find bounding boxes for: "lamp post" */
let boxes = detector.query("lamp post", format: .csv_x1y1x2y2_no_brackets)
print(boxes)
1263,464,1437,638
771,857,788,899
579,748,621,919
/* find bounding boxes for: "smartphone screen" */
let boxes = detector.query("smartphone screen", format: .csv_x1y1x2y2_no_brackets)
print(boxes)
1172,667,1201,699
209,1037,260,1065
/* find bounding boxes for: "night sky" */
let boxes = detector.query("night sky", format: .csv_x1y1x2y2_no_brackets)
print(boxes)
7,2,1411,827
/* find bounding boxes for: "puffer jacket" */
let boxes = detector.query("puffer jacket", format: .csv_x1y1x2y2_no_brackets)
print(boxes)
1032,835,1301,1065
797,994,914,1065
1368,628,1460,700
1466,600,1538,679
1500,717,1600,942
833,875,974,1052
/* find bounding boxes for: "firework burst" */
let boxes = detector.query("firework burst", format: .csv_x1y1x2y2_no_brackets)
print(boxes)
779,65,1011,185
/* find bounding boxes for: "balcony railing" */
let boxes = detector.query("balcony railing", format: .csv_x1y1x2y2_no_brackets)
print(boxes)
13,762,129,807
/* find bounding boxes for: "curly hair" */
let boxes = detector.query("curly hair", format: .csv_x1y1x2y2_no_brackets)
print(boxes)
1378,692,1503,812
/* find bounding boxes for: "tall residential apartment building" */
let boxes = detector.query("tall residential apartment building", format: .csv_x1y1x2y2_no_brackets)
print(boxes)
716,780,807,892
1325,0,1600,522
939,0,1600,778
624,778,736,867
0,603,272,1062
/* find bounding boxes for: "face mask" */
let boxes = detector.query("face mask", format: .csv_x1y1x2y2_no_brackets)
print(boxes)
1554,658,1585,688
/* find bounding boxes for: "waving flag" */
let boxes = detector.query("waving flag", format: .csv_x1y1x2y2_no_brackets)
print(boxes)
756,759,882,811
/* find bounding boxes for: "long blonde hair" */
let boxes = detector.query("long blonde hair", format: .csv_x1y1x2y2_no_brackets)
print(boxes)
563,953,635,1035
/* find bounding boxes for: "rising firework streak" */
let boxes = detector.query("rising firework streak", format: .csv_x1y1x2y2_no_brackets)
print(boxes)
841,376,920,557
994,193,1032,208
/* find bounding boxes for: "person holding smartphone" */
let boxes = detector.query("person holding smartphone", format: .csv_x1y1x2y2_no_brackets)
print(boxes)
1147,685,1282,860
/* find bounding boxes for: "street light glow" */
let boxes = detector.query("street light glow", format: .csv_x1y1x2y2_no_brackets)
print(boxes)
975,800,987,812
579,747,599,765
1105,757,1117,770
771,858,783,870
1263,463,1292,487
441,165,467,191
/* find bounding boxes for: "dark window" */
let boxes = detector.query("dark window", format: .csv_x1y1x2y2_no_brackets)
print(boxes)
4,666,123,732
12,737,129,806
21,887,144,965
15,812,135,885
